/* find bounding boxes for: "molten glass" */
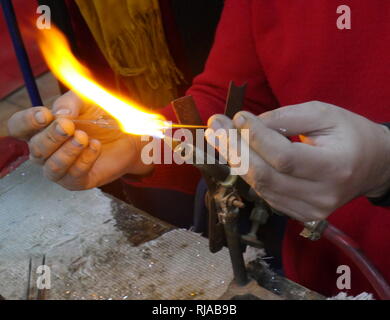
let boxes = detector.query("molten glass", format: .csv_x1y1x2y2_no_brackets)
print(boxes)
38,27,169,137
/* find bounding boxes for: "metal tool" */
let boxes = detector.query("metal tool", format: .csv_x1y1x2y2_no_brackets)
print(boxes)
169,81,330,288
72,118,207,130
169,81,390,299
214,175,248,285
170,81,258,285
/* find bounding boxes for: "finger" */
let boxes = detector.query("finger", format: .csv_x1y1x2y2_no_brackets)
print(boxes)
244,164,328,222
258,101,338,136
239,150,319,222
206,114,316,191
206,119,323,200
233,111,331,180
66,139,101,179
206,114,235,163
43,130,88,181
208,113,328,221
237,140,322,201
207,114,234,131
236,149,326,222
7,107,53,140
52,91,83,118
215,123,328,208
29,118,75,163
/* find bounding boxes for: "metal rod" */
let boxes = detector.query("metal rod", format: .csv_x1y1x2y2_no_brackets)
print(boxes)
36,254,46,300
72,119,207,130
26,257,32,300
224,221,248,286
1,0,43,106
170,124,207,129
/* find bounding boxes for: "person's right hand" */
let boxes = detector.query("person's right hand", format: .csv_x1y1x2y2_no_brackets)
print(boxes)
206,102,390,222
7,91,152,190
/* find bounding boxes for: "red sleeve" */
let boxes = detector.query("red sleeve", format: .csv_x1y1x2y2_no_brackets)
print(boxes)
129,0,279,194
160,0,279,123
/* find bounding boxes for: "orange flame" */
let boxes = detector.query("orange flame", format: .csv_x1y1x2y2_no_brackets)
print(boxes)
37,27,169,137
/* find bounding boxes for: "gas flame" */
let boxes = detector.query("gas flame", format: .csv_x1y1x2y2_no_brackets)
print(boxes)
37,27,169,137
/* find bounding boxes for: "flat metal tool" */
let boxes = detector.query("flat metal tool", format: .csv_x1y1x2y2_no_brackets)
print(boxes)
224,81,247,118
171,95,203,126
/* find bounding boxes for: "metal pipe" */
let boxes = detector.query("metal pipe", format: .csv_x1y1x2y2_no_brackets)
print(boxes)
223,220,248,286
1,0,43,106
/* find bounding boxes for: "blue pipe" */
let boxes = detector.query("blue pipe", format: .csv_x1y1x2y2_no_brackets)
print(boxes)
1,0,43,106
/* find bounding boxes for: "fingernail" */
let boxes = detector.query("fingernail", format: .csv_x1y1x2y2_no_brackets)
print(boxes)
204,128,213,139
89,139,99,152
72,136,84,148
55,109,71,116
35,111,46,125
233,114,245,127
205,129,219,147
210,119,222,131
56,123,68,136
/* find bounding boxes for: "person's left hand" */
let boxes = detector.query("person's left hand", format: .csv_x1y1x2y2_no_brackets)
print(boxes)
7,91,151,190
205,101,390,222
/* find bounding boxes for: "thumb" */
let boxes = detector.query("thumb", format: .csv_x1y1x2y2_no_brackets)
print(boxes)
259,101,337,136
52,90,83,119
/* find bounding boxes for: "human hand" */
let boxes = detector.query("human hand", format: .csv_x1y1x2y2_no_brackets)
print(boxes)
7,91,151,190
205,101,390,222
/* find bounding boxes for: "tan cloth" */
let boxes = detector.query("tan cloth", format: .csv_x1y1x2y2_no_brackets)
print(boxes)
75,0,184,109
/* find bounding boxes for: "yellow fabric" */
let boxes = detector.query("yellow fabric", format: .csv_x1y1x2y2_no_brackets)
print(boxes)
75,0,184,110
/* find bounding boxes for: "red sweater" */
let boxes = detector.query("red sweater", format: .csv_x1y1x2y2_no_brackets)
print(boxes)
137,0,390,297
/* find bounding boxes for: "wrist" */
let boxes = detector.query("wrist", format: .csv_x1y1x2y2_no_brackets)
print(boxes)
126,135,155,176
365,123,390,198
